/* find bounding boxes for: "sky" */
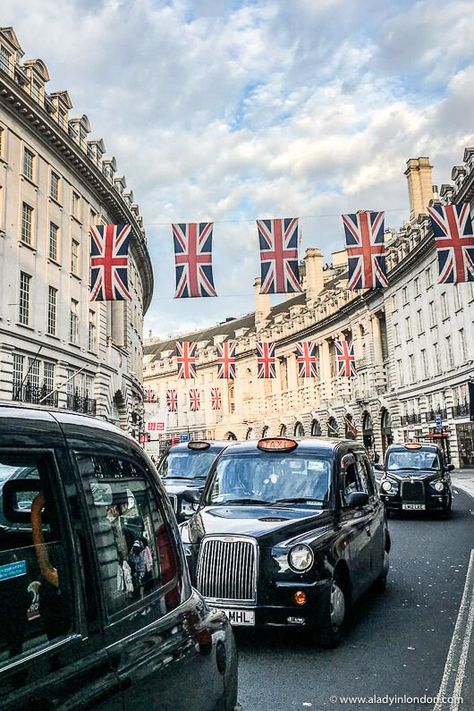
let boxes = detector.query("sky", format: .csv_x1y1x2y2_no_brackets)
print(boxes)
4,0,474,337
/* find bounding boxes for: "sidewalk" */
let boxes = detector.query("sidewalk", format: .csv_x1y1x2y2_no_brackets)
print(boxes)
452,469,474,499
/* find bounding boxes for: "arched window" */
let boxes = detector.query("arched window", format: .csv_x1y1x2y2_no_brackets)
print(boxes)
225,431,237,441
294,422,305,437
362,411,373,449
262,425,269,438
279,424,287,437
311,419,322,437
328,416,340,438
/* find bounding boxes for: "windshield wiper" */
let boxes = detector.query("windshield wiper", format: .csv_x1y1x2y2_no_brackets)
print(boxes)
219,498,273,505
387,467,421,472
273,497,324,504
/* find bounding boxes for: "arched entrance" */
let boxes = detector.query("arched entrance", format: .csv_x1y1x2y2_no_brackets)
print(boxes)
279,424,287,436
262,425,269,438
225,431,237,440
328,417,340,437
294,422,305,437
311,419,322,437
362,411,374,451
380,409,393,453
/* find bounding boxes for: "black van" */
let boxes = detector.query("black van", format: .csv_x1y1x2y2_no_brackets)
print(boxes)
0,406,238,711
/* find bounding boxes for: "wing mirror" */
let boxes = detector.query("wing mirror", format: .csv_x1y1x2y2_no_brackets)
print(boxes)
373,463,384,472
346,491,369,508
446,463,455,472
182,489,201,505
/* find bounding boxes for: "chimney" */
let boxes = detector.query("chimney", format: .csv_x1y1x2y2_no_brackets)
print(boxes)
405,157,433,221
254,277,270,331
304,248,324,301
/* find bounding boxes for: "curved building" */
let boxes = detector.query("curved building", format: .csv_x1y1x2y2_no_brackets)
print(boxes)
0,27,153,434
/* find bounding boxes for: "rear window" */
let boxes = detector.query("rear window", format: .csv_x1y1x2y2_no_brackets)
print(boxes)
158,451,218,480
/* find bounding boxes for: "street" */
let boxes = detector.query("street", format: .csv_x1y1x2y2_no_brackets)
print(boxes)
237,487,474,711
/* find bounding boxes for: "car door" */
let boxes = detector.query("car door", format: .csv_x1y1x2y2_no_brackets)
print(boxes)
74,448,224,711
356,454,385,581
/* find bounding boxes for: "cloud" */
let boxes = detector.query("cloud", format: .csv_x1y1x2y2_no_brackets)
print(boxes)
3,0,474,336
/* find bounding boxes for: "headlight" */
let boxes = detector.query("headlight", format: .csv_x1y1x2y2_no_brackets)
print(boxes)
181,500,197,516
433,480,444,492
381,480,393,492
288,544,314,572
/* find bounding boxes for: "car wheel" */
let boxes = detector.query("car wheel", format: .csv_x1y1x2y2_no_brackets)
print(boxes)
374,551,389,593
317,573,347,649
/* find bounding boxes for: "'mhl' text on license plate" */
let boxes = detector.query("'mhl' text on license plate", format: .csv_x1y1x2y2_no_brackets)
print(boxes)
402,503,425,510
217,608,255,626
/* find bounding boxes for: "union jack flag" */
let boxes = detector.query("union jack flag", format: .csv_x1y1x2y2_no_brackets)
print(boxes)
257,342,276,379
189,388,200,412
342,211,388,290
166,389,178,412
177,342,197,379
211,387,222,410
90,224,131,301
336,340,357,378
216,340,236,379
296,342,318,378
428,203,474,283
256,218,302,294
172,222,217,298
144,389,158,403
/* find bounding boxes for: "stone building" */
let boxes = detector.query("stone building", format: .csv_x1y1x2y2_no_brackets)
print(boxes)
0,27,153,433
143,153,474,468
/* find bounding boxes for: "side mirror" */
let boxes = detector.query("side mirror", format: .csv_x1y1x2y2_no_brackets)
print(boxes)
373,463,384,472
346,491,369,508
446,463,455,472
2,479,43,523
182,489,201,505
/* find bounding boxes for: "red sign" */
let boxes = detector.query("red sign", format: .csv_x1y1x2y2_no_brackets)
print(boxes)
139,433,151,443
146,421,165,432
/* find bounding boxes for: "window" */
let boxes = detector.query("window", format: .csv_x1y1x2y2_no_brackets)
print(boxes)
340,458,362,506
12,353,24,396
43,361,55,393
402,286,408,305
72,191,80,219
446,336,454,369
459,329,467,362
441,292,448,320
0,45,11,73
27,357,40,389
21,203,33,245
88,311,96,351
75,453,181,616
0,452,72,665
405,316,412,340
19,271,31,325
397,359,404,386
453,284,462,311
416,309,424,334
429,301,436,327
71,239,79,275
49,222,59,261
0,126,4,158
23,147,35,180
393,322,400,345
50,171,60,201
47,286,57,336
414,277,420,296
433,343,441,373
421,349,428,379
69,299,78,344
409,354,416,382
425,266,432,288
90,208,97,225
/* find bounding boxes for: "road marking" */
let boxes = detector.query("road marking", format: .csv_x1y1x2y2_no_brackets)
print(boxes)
433,549,474,711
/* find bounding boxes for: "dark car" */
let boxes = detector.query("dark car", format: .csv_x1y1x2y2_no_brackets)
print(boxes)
377,441,454,517
180,437,390,648
0,406,238,711
157,441,232,522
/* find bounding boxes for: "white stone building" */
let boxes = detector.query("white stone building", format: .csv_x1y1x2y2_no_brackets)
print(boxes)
0,27,153,433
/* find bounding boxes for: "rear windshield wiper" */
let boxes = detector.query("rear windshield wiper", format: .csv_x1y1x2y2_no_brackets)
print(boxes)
273,497,324,504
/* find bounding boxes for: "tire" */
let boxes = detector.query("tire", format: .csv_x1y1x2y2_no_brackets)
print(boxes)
317,573,347,649
441,493,452,520
374,551,389,593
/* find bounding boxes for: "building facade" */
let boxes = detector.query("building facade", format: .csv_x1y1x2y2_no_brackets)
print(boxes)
0,27,153,434
143,153,474,468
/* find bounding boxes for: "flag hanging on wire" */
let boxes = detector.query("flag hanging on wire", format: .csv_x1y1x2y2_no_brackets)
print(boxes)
342,211,388,290
216,340,236,379
296,342,318,378
144,389,158,403
257,342,276,378
256,218,302,294
189,388,200,412
176,341,197,379
344,415,358,439
427,203,474,283
90,224,131,301
336,339,357,377
166,389,178,412
172,222,217,298
211,387,222,410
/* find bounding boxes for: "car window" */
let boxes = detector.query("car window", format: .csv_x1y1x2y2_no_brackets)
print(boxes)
340,460,362,505
75,453,182,618
0,453,72,667
357,457,375,496
158,451,218,479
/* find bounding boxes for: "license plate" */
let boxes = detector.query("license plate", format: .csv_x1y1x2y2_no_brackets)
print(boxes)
215,608,255,626
402,503,425,510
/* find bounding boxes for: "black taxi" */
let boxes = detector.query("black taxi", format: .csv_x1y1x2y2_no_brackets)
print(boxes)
157,441,232,522
377,441,454,517
180,437,390,647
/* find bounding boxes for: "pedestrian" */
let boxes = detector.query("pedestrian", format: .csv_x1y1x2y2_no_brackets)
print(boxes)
141,536,154,593
128,540,146,598
116,552,134,597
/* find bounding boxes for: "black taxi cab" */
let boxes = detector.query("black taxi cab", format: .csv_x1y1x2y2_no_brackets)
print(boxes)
0,406,237,711
157,441,231,522
377,441,454,517
180,437,390,648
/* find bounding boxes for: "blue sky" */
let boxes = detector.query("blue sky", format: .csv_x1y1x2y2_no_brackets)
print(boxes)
4,0,474,336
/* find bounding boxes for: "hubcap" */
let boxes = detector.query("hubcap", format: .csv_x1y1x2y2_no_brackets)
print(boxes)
330,581,345,629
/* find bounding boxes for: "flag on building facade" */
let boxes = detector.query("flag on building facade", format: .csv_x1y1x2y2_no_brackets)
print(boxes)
342,211,388,290
90,224,131,301
176,341,197,379
189,388,200,412
166,388,178,412
172,222,217,298
211,386,222,410
427,203,474,283
144,389,158,403
336,339,357,377
256,218,302,294
257,342,276,378
344,415,358,439
216,340,237,379
296,342,318,378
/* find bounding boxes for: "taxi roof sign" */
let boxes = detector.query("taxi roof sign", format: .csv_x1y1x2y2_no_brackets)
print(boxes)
404,442,422,449
187,441,211,450
257,437,298,452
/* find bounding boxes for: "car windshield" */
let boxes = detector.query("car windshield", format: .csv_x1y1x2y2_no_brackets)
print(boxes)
207,453,332,506
158,451,218,480
386,449,441,473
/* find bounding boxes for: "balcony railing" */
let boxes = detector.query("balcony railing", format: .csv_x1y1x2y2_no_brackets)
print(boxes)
400,413,423,425
13,382,59,407
453,402,470,418
66,392,97,415
427,408,447,421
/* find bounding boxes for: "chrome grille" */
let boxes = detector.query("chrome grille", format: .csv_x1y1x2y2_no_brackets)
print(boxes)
401,481,425,503
197,536,258,604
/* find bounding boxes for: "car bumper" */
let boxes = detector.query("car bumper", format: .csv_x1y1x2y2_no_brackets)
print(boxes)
381,493,450,511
